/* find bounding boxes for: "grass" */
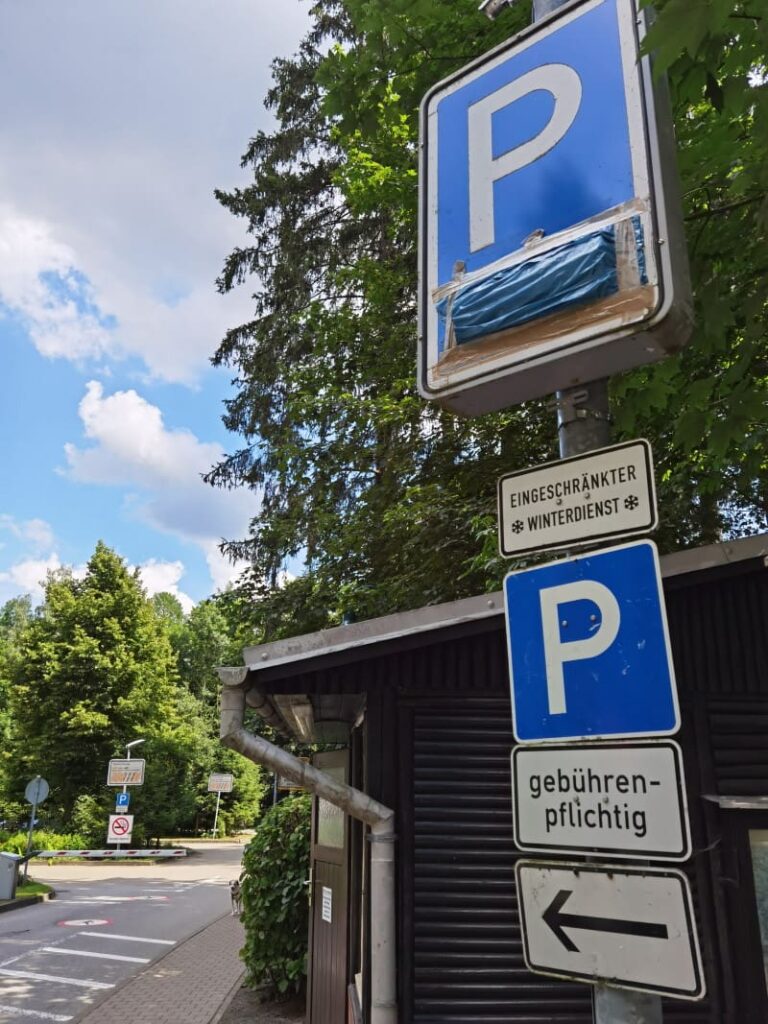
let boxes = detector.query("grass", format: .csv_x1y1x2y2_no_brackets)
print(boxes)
15,879,52,898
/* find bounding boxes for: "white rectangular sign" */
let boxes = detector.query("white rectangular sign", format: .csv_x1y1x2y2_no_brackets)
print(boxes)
322,886,333,924
498,440,657,557
106,814,134,845
512,741,690,860
516,861,705,1000
107,759,145,786
207,773,234,793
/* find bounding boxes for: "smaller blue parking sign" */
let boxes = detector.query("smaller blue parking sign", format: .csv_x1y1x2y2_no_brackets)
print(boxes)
504,540,679,743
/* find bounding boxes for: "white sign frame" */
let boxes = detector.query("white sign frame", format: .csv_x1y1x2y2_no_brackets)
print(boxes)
511,740,690,860
498,439,657,558
516,860,705,1000
207,773,234,793
107,759,145,786
418,0,691,415
107,814,134,845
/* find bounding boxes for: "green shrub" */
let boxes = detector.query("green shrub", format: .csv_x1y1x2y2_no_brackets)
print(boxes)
240,794,311,996
0,829,89,855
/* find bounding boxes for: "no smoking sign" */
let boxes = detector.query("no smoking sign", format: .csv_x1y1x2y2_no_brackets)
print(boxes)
107,814,134,844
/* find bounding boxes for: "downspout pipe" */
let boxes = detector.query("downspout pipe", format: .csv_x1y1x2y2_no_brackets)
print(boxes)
218,669,397,1024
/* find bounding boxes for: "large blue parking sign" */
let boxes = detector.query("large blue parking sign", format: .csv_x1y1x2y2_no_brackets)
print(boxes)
504,540,680,743
419,0,692,414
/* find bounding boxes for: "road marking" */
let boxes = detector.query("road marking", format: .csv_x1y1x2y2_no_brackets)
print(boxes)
56,919,112,928
79,932,176,945
40,948,150,964
0,968,114,990
0,1004,73,1022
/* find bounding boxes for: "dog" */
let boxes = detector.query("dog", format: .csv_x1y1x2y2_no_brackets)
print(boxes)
229,877,243,916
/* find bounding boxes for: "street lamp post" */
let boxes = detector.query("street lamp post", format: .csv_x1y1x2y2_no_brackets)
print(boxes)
116,738,144,852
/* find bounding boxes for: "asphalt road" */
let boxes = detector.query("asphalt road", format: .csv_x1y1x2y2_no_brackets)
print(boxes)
0,842,245,1024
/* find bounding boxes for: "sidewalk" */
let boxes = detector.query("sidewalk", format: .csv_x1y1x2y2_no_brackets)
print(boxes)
78,912,246,1024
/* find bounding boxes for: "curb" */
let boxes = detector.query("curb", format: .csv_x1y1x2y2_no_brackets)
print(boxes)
208,962,247,1024
0,889,56,914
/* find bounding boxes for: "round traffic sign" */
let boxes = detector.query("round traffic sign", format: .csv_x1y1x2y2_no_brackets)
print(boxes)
25,776,50,805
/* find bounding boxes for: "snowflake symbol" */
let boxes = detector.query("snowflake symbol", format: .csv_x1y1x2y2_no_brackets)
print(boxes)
624,494,640,511
511,519,524,534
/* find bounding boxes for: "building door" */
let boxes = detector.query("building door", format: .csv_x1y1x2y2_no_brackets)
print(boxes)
308,750,349,1024
719,811,768,1022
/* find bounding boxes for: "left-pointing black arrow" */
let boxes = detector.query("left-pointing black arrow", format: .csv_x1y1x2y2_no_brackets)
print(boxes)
542,889,669,953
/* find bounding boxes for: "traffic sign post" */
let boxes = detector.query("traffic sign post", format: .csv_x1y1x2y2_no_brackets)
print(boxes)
511,741,690,860
498,439,657,557
107,815,133,845
23,776,49,884
416,0,696,1012
516,861,705,1000
418,0,691,415
504,540,679,743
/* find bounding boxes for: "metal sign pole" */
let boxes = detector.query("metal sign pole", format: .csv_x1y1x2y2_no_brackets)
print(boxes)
528,0,662,1017
212,791,222,838
22,798,37,885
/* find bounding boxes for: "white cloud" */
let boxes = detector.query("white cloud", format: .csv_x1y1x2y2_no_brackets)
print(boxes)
0,207,115,362
135,558,195,614
0,554,62,603
0,1,308,383
0,554,87,605
0,514,56,552
64,381,253,593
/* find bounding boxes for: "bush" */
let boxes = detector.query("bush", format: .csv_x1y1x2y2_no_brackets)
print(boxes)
0,829,89,855
240,794,311,997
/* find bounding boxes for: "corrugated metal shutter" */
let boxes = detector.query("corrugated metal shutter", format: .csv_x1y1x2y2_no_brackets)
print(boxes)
408,697,714,1023
410,699,592,1024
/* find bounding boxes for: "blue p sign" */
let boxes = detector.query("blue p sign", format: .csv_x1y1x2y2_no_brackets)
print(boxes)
504,541,680,743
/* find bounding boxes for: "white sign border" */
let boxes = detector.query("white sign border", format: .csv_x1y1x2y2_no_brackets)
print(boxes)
511,739,691,860
504,538,681,744
497,439,658,558
515,859,706,1001
418,0,667,406
106,758,146,786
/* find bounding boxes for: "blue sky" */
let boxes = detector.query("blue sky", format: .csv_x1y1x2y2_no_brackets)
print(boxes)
0,0,309,610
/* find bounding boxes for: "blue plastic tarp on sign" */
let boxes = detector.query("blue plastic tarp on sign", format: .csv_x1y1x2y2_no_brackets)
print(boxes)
437,219,646,346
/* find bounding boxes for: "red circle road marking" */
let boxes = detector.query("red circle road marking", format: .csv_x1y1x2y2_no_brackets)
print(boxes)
112,817,130,835
58,918,112,927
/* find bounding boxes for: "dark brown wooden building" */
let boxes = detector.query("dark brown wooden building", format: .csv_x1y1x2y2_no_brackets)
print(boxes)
232,533,768,1024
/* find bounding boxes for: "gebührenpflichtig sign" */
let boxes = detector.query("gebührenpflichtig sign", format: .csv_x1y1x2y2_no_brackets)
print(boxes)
498,439,657,557
418,0,692,415
511,740,690,860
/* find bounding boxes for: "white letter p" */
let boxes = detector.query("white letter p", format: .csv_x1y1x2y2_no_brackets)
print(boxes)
539,580,620,716
467,63,582,253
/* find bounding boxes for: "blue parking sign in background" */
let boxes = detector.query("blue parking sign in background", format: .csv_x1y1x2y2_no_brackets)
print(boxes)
504,540,680,743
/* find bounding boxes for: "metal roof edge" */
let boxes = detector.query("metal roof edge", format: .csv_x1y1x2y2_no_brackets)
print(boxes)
241,532,768,674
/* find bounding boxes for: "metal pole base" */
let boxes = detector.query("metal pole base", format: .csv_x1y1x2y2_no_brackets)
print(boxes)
593,987,663,1024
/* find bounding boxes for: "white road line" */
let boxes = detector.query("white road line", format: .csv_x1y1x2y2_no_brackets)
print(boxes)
0,969,113,990
0,1004,73,1022
40,948,150,964
79,932,175,945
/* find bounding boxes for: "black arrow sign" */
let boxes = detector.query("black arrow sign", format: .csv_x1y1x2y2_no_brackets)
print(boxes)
542,889,669,953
